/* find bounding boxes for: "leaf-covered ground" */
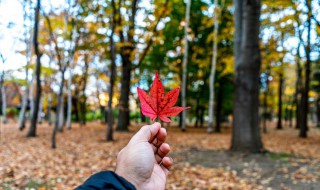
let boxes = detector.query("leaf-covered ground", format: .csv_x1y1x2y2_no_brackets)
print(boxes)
0,122,320,190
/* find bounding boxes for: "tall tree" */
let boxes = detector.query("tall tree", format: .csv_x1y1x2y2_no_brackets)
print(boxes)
106,0,117,141
26,0,41,137
116,0,169,131
181,0,191,131
208,0,220,133
18,0,33,130
299,0,312,138
0,57,6,124
231,0,264,152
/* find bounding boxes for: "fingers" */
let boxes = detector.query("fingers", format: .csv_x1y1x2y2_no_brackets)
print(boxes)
160,156,173,176
133,122,161,142
151,127,167,152
155,143,170,163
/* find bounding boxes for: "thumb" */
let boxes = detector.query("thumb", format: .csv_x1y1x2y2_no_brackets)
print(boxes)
132,122,161,142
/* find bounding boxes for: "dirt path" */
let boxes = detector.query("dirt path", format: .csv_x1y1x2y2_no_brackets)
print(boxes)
175,148,320,190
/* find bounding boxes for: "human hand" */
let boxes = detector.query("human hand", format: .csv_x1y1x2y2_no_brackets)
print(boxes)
115,122,173,190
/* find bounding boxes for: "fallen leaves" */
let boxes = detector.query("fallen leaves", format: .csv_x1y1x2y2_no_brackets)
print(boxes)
1,122,320,189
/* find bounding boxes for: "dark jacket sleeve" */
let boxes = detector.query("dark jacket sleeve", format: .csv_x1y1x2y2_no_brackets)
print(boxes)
75,171,136,190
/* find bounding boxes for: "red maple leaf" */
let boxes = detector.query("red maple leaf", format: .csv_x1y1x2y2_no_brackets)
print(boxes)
137,71,190,122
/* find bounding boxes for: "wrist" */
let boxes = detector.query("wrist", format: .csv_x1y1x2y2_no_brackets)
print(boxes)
115,167,140,189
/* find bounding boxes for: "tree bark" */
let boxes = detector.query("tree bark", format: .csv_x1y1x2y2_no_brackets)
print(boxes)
231,0,264,153
58,91,65,132
317,97,320,128
107,0,117,141
262,73,269,133
37,95,43,124
1,84,7,124
208,0,219,133
299,0,311,138
215,84,223,133
48,92,53,126
276,73,283,129
19,84,28,130
295,51,302,129
52,71,65,148
80,55,89,126
18,4,32,130
26,0,41,137
117,56,131,131
66,67,73,129
181,0,191,132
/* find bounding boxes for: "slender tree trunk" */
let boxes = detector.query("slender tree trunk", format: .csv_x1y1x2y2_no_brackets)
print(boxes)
208,0,219,133
18,0,32,130
19,49,31,130
107,0,117,140
231,0,264,153
277,73,283,129
71,96,80,122
26,0,41,137
19,85,28,130
181,0,191,132
215,84,223,133
1,83,7,124
194,98,200,127
48,92,53,126
317,97,320,128
58,93,65,132
299,0,311,138
52,71,65,148
295,45,302,129
66,67,73,129
37,95,43,124
200,107,204,127
262,79,269,133
29,76,34,120
80,57,89,126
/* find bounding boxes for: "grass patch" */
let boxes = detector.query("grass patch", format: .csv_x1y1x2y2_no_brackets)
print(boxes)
25,180,52,189
266,152,294,161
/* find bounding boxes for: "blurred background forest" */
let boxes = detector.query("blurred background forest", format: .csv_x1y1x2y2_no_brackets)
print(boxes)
1,0,320,189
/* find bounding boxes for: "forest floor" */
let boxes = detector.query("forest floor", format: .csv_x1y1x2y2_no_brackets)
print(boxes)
0,121,320,190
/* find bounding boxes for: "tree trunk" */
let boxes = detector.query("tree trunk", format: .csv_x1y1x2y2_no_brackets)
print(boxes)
19,85,28,130
200,106,204,127
80,56,89,126
181,0,191,132
107,0,117,140
58,93,65,132
29,76,34,121
194,98,200,127
276,73,283,129
18,0,32,130
231,0,264,153
262,80,268,133
208,0,219,133
117,56,131,131
37,95,43,124
295,44,302,129
1,84,7,124
299,0,311,138
66,67,73,129
19,48,31,130
317,97,320,128
215,84,223,133
52,71,65,148
48,92,53,126
26,0,41,137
